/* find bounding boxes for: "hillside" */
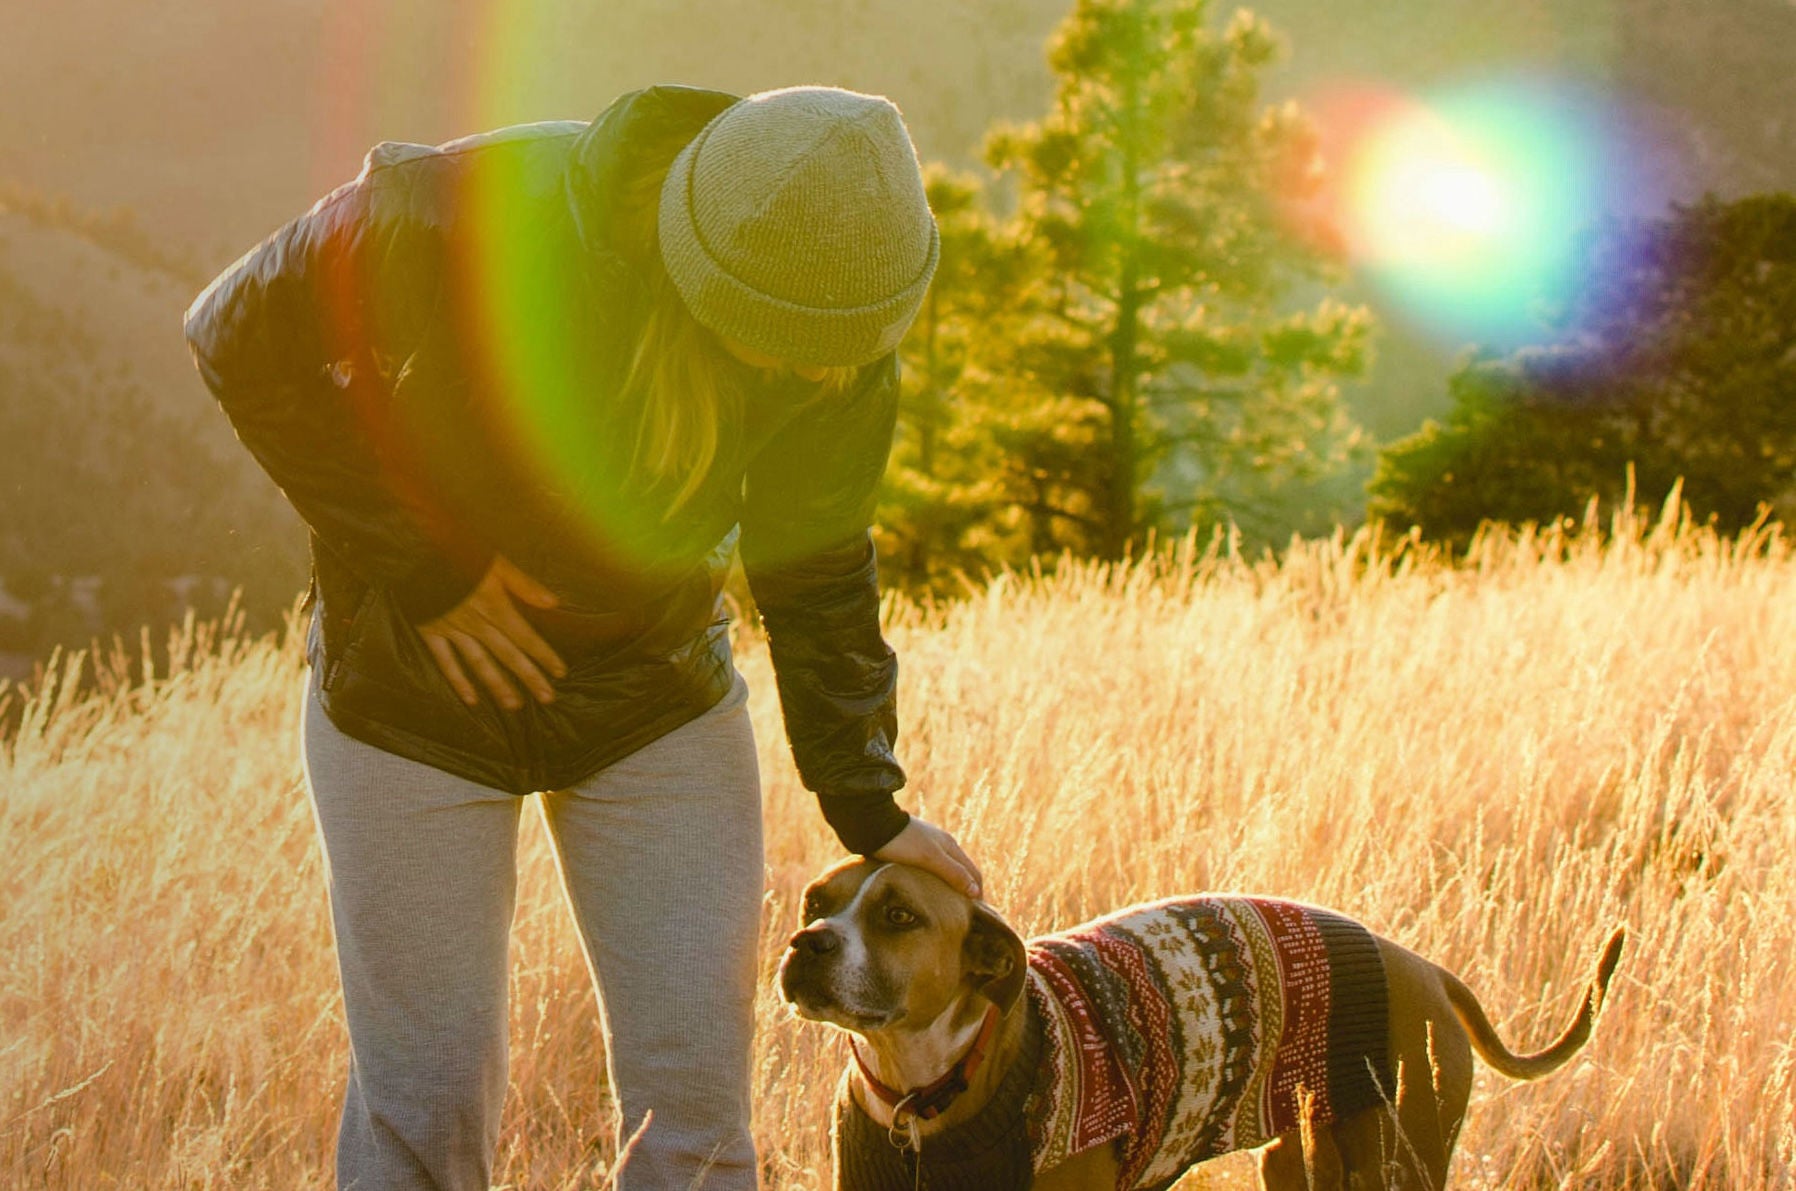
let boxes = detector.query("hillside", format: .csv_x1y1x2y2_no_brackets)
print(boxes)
0,213,303,678
4,517,1793,1187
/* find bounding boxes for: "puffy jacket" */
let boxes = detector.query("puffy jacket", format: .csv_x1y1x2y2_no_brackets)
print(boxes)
183,85,910,853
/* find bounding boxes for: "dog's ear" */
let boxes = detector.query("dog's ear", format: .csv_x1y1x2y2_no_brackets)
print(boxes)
963,901,1028,1015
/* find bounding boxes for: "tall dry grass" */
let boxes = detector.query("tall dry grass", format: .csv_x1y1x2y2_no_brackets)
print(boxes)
4,502,1794,1189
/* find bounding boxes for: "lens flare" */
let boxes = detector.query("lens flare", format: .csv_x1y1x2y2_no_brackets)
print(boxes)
309,0,706,577
1349,107,1509,269
1304,78,1642,348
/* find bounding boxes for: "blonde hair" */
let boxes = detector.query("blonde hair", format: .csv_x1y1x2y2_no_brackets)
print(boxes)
615,136,860,515
623,270,736,513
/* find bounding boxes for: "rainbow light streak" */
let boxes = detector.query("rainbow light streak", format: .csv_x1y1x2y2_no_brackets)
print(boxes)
1306,78,1639,349
311,0,678,570
459,0,581,509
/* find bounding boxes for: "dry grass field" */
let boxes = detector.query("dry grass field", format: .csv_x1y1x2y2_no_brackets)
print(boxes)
4,504,1794,1189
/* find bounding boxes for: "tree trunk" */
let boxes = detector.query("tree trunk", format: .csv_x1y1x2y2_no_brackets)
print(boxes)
1107,278,1140,560
1104,72,1145,561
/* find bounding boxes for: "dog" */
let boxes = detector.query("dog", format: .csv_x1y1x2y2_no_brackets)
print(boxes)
778,858,1624,1190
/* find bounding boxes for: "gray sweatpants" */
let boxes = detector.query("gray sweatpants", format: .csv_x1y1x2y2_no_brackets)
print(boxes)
301,672,763,1191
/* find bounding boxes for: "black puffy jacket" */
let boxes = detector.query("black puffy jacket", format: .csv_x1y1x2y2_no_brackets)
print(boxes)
183,85,910,853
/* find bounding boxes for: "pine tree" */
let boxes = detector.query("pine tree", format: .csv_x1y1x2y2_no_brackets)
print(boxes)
899,0,1371,566
882,167,1021,589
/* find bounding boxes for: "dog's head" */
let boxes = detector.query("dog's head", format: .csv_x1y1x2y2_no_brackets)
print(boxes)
777,858,1028,1035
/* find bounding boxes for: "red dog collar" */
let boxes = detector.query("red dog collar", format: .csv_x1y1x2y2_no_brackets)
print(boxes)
852,1004,1002,1123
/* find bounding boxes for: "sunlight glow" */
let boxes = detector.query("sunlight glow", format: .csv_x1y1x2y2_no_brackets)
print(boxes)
1305,78,1644,348
1349,110,1511,270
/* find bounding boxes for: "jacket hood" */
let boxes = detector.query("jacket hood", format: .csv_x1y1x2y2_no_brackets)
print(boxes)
563,84,740,272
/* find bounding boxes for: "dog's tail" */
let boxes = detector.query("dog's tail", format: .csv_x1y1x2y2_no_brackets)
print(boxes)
1442,927,1625,1081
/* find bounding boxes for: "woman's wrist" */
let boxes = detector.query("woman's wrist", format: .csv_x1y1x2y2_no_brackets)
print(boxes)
820,793,911,857
389,547,496,623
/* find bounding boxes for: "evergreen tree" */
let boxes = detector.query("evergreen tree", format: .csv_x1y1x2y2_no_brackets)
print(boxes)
907,0,1370,565
882,167,1023,589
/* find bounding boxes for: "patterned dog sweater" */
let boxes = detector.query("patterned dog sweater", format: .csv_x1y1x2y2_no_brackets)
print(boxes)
1026,896,1392,1188
834,897,1391,1191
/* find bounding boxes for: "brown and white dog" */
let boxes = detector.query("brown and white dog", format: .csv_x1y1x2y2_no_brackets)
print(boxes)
778,858,1624,1190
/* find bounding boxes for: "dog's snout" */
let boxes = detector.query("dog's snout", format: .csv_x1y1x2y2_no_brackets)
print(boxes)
792,922,842,956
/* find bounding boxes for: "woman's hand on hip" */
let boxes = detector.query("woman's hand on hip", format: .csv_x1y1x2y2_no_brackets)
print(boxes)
873,816,983,900
417,555,567,710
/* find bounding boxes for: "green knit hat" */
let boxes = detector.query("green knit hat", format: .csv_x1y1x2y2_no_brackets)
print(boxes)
658,85,941,369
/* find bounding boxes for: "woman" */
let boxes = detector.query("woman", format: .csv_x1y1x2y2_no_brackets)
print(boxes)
184,84,981,1191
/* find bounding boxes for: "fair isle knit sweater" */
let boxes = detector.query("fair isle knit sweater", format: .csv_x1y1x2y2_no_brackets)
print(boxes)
835,897,1392,1191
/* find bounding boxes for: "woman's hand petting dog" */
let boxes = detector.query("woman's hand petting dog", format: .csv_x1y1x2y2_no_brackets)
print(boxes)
873,816,983,899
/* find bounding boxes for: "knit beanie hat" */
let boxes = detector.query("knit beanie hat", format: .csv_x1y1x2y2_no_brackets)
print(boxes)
658,85,940,368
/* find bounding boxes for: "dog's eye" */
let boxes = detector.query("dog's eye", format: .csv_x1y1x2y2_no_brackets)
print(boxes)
885,906,920,929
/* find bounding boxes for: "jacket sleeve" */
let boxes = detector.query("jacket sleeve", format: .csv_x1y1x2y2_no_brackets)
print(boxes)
741,357,909,856
181,150,490,621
